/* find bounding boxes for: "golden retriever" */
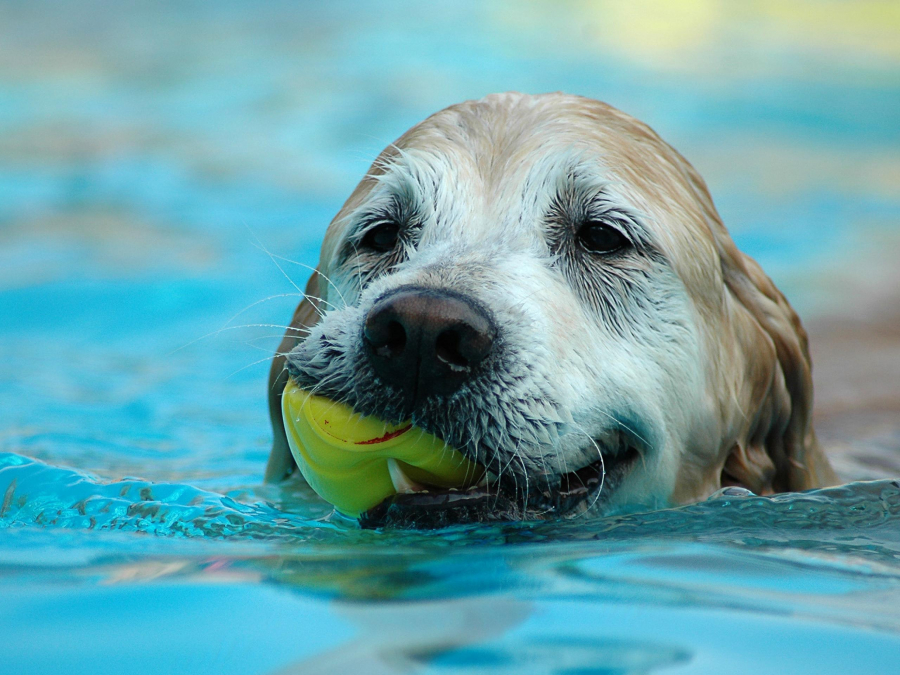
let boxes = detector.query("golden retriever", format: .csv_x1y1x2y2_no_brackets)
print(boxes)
265,92,836,527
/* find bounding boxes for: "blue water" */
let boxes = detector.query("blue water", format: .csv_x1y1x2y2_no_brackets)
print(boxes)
2,2,900,673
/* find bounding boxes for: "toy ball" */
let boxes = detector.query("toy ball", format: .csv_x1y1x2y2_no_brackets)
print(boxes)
281,379,484,517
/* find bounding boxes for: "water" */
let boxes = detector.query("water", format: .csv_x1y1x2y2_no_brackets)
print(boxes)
2,2,900,673
3,455,900,674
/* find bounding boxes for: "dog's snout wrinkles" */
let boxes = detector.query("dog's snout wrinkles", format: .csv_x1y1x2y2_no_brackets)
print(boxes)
363,288,495,405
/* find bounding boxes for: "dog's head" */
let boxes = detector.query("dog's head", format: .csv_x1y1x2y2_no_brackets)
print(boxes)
267,93,834,527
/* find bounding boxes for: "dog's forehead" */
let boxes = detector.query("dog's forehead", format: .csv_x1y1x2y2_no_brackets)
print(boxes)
322,93,722,295
386,93,700,204
389,95,650,199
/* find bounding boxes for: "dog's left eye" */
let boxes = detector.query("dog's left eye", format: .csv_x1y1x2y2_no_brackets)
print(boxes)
576,220,630,255
360,221,400,253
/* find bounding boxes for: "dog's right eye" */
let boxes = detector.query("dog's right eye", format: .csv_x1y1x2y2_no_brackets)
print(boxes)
576,220,630,255
360,221,400,253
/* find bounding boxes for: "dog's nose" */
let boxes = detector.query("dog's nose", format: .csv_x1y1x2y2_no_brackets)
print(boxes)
363,288,495,404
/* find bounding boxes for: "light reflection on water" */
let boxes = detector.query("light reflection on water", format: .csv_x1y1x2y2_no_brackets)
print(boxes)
1,1,899,673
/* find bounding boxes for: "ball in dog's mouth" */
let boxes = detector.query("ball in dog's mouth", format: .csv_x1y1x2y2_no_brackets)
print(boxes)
359,445,641,529
281,379,640,529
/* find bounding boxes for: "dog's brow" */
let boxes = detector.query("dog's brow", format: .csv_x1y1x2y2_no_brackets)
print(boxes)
545,176,654,251
345,189,419,244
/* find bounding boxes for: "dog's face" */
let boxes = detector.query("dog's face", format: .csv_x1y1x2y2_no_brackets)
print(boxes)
268,93,835,527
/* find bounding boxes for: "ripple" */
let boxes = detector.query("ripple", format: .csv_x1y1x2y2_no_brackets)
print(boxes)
3,451,900,563
0,452,333,541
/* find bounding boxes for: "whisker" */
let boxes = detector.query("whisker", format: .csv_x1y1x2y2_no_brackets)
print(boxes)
569,421,607,518
168,324,308,356
592,408,652,454
244,335,308,345
251,244,349,310
225,355,281,379
244,227,308,298
221,293,321,329
513,451,530,515
489,442,509,513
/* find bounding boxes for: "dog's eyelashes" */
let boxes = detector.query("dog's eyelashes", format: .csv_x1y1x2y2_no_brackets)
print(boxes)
576,220,630,255
360,220,400,253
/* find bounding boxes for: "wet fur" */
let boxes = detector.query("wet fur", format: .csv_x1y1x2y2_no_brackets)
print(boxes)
266,92,836,517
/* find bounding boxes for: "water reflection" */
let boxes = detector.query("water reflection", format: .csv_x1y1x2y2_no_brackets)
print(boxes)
273,598,534,675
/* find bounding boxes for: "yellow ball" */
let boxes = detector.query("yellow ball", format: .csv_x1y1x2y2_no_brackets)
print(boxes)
281,379,484,517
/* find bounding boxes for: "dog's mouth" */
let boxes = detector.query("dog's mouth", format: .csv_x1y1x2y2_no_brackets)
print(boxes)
358,445,641,529
284,345,644,529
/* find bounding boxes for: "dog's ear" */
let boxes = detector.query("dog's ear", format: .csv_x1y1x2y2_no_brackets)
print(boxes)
717,236,836,494
676,162,836,494
264,270,322,482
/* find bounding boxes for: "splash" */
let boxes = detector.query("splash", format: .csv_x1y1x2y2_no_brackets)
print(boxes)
3,453,899,559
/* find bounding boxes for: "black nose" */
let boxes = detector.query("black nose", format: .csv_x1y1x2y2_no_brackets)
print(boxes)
363,288,495,406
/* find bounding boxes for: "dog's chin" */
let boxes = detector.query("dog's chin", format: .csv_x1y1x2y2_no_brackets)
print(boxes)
358,445,641,530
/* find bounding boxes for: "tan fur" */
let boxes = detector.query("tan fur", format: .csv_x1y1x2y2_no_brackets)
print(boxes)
264,270,322,482
266,92,836,502
671,161,837,498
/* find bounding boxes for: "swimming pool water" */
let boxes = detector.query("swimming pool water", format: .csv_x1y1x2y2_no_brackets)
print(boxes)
2,454,900,674
2,2,900,673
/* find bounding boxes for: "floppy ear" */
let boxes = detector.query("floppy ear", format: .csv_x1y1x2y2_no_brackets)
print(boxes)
264,270,323,482
718,241,837,494
673,161,836,494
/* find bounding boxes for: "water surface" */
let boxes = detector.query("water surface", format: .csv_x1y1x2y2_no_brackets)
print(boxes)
1,2,899,673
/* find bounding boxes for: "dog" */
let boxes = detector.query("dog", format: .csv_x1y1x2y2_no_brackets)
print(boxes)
266,92,836,527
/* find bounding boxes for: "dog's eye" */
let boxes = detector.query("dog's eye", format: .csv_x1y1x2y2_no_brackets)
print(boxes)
360,221,400,253
576,220,629,255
